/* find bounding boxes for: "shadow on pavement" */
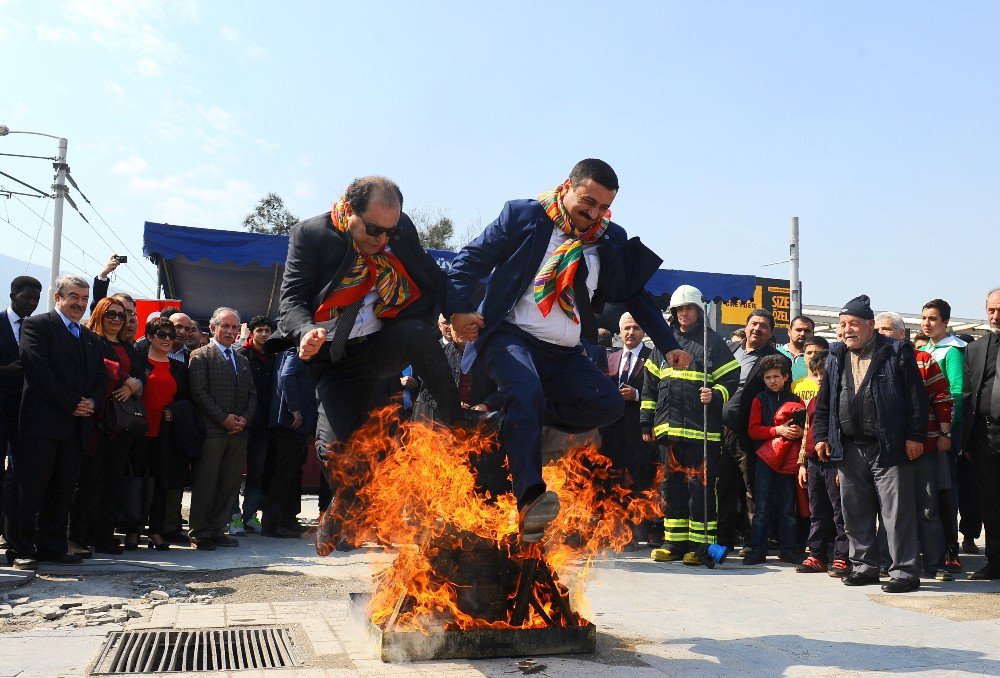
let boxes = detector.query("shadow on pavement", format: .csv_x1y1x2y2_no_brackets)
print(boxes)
641,634,1000,675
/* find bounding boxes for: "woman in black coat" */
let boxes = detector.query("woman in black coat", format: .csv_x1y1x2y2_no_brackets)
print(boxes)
130,317,195,550
68,296,145,555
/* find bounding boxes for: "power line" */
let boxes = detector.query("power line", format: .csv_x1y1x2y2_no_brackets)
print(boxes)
0,212,90,277
0,169,50,198
65,172,159,288
6,192,156,296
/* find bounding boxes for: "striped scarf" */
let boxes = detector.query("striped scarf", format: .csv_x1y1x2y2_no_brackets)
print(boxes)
312,192,419,322
533,180,610,321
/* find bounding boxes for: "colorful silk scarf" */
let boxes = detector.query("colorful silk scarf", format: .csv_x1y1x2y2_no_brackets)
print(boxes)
312,191,419,323
533,180,610,321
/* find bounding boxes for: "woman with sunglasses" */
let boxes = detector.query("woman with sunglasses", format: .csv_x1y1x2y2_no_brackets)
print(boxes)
68,297,145,556
132,317,192,551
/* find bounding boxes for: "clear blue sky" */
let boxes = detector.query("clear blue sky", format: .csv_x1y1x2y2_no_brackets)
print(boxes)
2,1,998,317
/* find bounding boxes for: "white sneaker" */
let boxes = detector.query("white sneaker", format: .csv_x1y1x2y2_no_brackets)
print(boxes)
229,514,245,535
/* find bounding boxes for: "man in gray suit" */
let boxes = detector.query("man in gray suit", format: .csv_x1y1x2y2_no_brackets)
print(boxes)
188,307,257,550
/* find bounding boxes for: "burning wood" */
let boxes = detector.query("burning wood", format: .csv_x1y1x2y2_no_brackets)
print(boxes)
322,407,660,638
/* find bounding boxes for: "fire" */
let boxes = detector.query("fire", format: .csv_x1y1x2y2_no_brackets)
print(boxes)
319,406,661,633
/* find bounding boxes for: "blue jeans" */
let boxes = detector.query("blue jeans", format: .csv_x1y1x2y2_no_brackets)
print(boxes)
750,461,797,555
482,326,624,500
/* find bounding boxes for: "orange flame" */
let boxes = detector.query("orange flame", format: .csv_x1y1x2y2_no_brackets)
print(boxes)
319,406,661,633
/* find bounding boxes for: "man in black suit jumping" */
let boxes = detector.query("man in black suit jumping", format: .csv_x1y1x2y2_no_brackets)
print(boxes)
4,275,106,569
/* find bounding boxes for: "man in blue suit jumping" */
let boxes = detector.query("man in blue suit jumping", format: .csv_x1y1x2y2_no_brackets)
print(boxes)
446,159,692,541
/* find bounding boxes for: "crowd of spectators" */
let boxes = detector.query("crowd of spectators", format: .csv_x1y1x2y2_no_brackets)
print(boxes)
2,262,1000,596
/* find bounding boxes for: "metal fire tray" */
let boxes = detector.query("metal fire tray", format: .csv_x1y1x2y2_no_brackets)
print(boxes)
349,593,596,662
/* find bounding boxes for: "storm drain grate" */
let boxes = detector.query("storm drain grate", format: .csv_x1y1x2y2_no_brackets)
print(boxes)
91,626,301,674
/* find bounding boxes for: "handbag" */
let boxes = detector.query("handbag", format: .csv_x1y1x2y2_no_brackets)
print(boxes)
107,393,150,436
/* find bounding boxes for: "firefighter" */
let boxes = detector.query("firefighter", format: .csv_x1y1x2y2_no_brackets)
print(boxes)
641,285,740,565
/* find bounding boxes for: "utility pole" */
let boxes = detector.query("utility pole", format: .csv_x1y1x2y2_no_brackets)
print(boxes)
48,137,68,311
789,216,801,320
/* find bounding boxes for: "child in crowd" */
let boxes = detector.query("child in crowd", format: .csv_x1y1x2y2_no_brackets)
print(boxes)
744,354,804,565
795,352,851,576
791,337,830,403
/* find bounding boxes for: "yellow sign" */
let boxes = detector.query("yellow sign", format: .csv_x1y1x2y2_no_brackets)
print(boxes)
720,283,791,329
721,286,763,326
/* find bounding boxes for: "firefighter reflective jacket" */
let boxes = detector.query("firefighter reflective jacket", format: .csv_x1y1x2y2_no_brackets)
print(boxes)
640,322,739,443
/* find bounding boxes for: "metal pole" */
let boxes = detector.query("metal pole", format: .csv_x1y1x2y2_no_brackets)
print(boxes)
48,137,68,311
789,216,801,321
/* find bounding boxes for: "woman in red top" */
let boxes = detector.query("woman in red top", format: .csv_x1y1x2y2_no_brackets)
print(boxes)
133,317,190,550
68,297,145,556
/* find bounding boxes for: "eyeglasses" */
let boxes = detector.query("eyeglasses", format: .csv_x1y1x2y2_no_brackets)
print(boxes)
153,330,177,340
361,217,399,239
104,311,127,321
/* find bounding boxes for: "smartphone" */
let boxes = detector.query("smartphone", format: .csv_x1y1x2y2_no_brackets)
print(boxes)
790,409,807,427
114,255,128,263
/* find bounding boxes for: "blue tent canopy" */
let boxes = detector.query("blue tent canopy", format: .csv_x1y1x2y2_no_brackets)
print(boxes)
142,221,755,322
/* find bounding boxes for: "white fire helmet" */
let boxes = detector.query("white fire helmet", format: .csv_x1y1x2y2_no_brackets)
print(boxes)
669,284,705,311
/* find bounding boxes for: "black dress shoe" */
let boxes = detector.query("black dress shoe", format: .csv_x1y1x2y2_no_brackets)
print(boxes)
190,539,217,551
881,577,920,593
261,526,300,539
842,571,881,586
162,530,191,544
454,408,504,433
212,536,239,547
283,521,308,534
968,566,1000,580
36,551,83,565
962,540,981,555
5,550,39,570
93,541,125,555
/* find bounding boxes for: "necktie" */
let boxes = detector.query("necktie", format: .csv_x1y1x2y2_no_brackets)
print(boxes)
620,350,632,387
224,347,237,374
327,297,365,364
460,371,473,405
69,322,80,339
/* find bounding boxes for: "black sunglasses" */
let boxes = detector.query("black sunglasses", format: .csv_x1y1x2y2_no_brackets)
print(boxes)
361,217,399,239
153,329,177,340
104,311,127,321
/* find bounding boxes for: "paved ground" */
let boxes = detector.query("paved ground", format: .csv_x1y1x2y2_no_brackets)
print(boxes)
3,497,1000,677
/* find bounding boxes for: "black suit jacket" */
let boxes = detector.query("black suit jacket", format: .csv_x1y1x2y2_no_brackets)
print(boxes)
601,345,652,447
18,310,107,442
270,211,446,353
962,332,1000,448
722,343,789,452
0,312,23,419
412,341,501,421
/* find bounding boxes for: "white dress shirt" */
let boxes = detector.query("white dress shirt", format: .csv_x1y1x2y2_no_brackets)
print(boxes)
6,307,26,345
348,289,383,340
618,344,644,384
506,226,600,347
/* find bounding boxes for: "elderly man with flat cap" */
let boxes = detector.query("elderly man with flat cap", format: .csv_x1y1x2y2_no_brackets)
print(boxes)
814,295,928,593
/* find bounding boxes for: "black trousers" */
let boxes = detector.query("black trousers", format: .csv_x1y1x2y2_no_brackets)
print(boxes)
313,320,461,517
716,427,748,548
5,436,84,555
0,408,17,540
69,432,132,546
262,426,307,529
957,453,983,541
968,418,1000,567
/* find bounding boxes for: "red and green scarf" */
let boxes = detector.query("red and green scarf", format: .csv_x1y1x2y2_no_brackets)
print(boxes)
312,191,420,322
533,180,610,322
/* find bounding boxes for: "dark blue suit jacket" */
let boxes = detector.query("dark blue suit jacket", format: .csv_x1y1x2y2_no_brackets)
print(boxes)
444,199,680,371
